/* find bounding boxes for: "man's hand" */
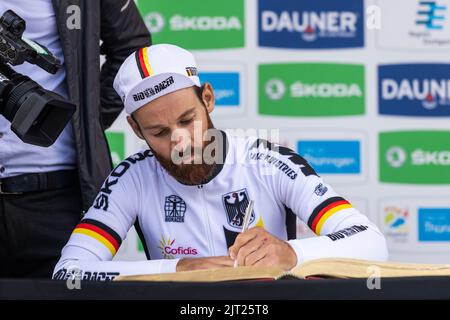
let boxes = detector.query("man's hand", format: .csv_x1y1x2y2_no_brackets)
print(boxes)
176,256,234,272
228,227,297,271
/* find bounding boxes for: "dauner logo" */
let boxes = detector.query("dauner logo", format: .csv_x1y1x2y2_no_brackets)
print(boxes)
382,78,450,103
261,10,357,33
133,76,175,102
93,150,153,211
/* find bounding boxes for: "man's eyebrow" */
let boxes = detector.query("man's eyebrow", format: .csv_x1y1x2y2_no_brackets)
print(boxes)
177,107,196,120
142,107,196,130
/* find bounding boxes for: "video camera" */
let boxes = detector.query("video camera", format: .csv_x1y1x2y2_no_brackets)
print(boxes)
0,10,75,147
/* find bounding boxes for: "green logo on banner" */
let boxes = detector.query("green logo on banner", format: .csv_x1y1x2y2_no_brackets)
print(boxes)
105,132,125,167
379,131,450,184
137,0,244,49
259,63,365,117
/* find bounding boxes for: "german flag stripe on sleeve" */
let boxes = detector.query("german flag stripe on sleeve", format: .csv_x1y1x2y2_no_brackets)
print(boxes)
72,219,122,256
135,47,153,79
307,197,352,235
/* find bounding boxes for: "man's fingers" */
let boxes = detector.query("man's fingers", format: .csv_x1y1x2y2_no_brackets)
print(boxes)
236,236,267,267
253,255,276,268
243,246,268,266
229,229,257,259
212,256,235,267
229,227,265,259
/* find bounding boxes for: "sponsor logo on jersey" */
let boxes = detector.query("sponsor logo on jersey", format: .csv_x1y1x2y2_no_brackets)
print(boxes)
249,139,317,178
314,183,328,196
222,188,255,228
52,268,120,281
158,236,198,258
258,0,364,49
164,195,187,223
379,64,450,116
93,150,153,211
327,225,368,241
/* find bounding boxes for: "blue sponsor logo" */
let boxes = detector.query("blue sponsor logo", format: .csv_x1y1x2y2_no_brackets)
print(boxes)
199,72,240,107
258,0,364,49
416,1,447,30
297,140,361,174
379,64,450,117
418,208,450,241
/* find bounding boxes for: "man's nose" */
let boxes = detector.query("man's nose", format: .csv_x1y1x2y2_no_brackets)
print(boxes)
171,128,191,152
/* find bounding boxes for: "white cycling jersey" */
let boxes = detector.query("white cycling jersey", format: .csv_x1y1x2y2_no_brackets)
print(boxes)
53,132,388,281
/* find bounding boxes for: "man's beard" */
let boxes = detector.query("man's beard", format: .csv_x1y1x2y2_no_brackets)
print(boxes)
151,112,219,185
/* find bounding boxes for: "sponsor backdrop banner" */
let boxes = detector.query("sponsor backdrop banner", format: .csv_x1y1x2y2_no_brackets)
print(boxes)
105,0,450,263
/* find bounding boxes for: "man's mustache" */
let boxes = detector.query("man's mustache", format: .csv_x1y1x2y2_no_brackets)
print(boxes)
171,145,204,163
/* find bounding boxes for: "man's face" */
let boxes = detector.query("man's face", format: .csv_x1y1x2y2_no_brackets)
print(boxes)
127,84,217,185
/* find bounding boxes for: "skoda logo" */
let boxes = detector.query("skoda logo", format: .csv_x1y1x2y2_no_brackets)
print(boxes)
145,12,165,33
386,146,407,168
265,79,286,100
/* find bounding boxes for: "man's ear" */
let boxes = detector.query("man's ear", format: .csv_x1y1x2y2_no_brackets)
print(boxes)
127,115,145,140
201,82,215,114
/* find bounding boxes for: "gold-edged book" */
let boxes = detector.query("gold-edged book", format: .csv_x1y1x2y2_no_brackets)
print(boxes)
114,258,450,282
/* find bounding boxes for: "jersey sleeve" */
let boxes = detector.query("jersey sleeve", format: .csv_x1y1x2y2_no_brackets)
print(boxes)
53,151,179,281
250,139,388,266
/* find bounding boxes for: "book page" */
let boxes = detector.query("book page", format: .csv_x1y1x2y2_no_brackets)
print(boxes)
115,266,287,282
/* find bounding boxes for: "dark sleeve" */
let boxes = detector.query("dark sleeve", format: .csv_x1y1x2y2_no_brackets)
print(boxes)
99,0,152,129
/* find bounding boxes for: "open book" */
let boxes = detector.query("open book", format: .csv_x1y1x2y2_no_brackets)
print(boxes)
114,258,450,282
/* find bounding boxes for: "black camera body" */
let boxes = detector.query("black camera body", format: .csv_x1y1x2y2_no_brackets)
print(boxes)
0,10,75,147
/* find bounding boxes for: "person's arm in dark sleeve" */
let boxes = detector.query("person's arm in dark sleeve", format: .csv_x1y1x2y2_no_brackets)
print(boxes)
99,0,151,129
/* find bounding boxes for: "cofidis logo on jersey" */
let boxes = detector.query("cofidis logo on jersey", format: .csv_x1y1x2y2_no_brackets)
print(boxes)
258,0,364,49
259,63,365,116
297,140,361,174
418,208,450,241
379,64,450,116
379,131,450,184
138,0,244,49
199,72,240,107
158,236,198,259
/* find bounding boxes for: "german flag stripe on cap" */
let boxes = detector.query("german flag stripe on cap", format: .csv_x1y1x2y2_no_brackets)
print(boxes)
307,197,352,235
135,47,153,79
72,219,122,256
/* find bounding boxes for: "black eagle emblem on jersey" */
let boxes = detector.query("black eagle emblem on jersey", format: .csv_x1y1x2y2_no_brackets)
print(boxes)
222,188,255,228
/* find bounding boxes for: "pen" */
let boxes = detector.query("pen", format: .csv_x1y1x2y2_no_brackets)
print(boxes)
234,200,254,268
